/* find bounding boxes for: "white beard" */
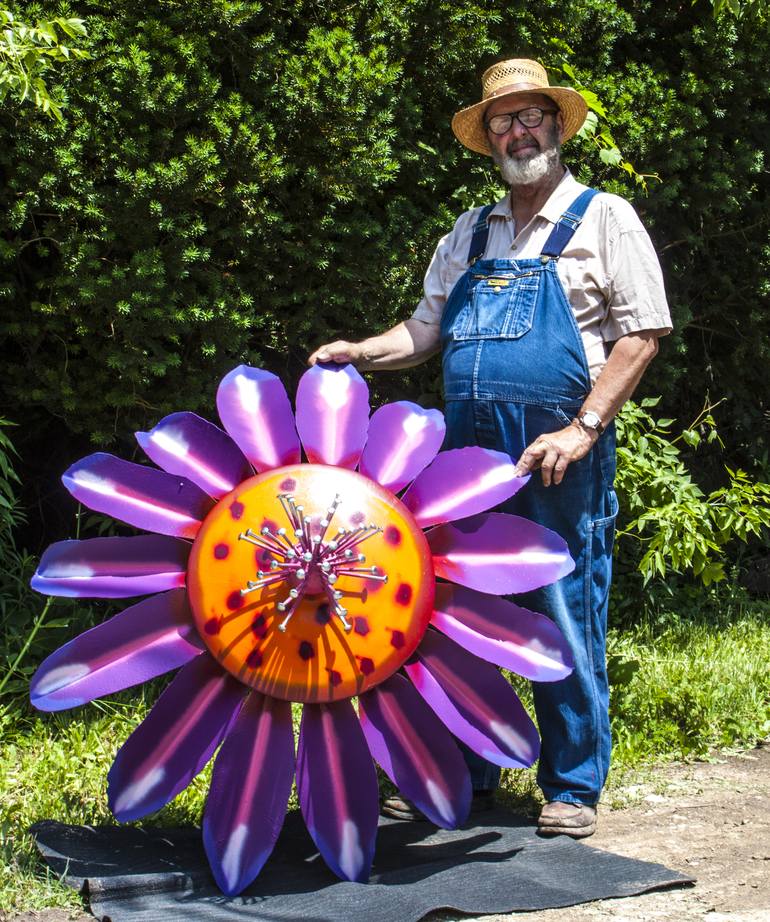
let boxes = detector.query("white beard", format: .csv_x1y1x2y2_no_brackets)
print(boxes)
494,144,560,186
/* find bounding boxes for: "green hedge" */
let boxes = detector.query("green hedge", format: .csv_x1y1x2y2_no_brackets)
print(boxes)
1,0,768,480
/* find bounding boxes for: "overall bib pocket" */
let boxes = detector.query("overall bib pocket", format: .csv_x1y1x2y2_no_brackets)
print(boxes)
451,270,542,340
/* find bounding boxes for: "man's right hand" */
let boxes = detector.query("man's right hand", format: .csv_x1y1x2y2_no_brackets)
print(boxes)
307,340,364,367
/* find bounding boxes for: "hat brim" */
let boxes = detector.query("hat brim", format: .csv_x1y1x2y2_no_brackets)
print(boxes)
451,86,588,155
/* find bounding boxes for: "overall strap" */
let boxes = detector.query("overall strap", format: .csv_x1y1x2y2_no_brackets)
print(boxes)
540,188,600,258
466,203,496,265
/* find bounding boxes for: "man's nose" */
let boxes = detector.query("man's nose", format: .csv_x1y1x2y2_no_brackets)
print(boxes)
509,117,532,138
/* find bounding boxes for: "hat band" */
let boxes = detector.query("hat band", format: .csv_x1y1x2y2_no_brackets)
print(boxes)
485,81,546,100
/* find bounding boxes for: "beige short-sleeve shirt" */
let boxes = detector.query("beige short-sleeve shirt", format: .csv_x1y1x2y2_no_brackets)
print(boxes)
411,170,672,383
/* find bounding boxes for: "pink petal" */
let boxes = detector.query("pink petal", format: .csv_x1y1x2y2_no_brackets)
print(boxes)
430,583,574,682
30,589,202,711
31,535,189,598
296,699,378,882
405,629,540,769
427,512,574,594
136,411,252,499
203,693,295,895
216,365,301,472
359,402,445,493
108,654,245,821
359,673,471,828
403,447,527,527
294,364,369,468
63,454,214,539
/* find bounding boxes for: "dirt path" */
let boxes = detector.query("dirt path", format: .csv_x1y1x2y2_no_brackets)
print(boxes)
5,744,769,922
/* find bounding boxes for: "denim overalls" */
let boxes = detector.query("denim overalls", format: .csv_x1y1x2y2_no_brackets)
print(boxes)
440,190,618,805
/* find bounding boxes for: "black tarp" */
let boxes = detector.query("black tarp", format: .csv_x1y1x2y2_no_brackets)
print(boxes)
32,810,693,921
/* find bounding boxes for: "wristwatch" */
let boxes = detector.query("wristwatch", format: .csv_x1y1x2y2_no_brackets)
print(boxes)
574,410,605,436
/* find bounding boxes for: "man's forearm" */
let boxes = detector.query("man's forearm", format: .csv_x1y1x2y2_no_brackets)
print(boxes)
357,319,441,370
309,319,441,371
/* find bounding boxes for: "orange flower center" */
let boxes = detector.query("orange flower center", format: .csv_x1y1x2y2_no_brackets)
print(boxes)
187,464,435,703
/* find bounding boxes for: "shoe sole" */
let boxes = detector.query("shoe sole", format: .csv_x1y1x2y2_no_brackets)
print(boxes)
537,822,596,838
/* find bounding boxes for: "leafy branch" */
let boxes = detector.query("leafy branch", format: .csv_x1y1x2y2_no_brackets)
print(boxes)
0,9,89,121
615,397,770,585
556,61,660,191
704,0,768,20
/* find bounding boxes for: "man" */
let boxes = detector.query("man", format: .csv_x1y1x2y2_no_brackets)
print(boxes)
309,58,671,837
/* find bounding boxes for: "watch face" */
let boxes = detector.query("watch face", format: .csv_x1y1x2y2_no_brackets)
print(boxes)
581,411,601,430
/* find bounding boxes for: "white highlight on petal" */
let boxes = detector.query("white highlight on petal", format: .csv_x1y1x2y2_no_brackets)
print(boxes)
402,413,430,438
42,561,95,578
426,779,453,826
490,719,535,764
374,412,433,487
414,463,517,522
34,662,89,696
148,426,236,494
150,428,190,457
319,369,351,411
430,610,565,676
437,549,566,566
113,766,166,815
338,818,364,880
71,470,197,526
235,372,262,414
220,822,249,892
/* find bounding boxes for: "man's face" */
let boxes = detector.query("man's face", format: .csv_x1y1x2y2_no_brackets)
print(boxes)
485,92,564,186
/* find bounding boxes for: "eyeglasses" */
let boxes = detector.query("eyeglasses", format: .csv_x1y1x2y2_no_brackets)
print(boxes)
485,107,559,135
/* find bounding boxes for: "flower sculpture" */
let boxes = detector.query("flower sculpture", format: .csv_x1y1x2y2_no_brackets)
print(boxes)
30,363,575,896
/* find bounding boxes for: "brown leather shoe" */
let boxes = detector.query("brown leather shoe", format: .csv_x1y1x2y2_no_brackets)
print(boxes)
381,790,496,822
537,801,597,838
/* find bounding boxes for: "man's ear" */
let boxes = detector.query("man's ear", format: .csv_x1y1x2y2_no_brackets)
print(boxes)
556,110,566,143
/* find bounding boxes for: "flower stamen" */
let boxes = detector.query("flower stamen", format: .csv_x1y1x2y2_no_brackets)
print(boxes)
238,492,388,633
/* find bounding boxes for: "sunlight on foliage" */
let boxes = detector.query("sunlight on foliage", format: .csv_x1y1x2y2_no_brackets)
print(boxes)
615,399,770,585
0,9,89,120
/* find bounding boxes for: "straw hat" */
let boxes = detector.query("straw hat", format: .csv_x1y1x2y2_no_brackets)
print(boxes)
451,58,588,156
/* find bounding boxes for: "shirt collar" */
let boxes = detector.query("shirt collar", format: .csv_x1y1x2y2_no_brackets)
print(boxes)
487,169,585,225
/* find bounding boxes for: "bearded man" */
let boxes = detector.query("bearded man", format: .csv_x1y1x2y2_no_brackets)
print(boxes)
309,58,671,837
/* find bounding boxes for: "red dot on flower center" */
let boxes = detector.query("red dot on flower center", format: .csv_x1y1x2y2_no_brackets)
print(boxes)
390,629,405,649
213,543,229,560
385,526,402,546
395,583,413,606
204,616,222,635
226,590,244,610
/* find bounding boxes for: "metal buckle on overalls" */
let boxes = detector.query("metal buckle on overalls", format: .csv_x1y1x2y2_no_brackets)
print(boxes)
540,255,550,264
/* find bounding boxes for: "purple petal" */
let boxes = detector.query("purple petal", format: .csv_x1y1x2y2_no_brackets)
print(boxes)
136,412,252,499
108,654,245,822
427,512,574,594
294,364,369,468
63,454,214,539
296,700,378,882
405,629,540,769
430,583,574,682
31,535,189,599
358,402,445,493
203,693,295,896
359,674,471,828
30,589,202,712
403,447,527,527
216,365,301,472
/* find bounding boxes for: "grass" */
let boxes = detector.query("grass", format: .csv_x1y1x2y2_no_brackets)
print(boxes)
1,588,768,914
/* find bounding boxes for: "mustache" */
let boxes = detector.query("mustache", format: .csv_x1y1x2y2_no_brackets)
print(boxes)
507,139,540,156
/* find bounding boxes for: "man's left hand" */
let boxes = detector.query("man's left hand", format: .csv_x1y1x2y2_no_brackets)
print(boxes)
513,422,596,487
